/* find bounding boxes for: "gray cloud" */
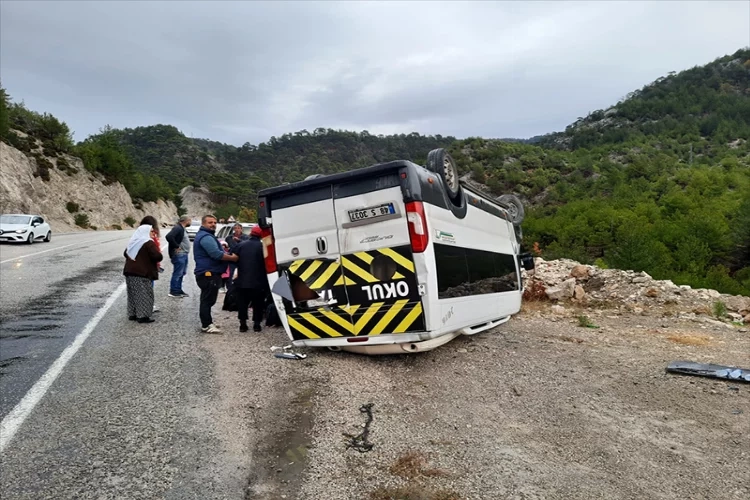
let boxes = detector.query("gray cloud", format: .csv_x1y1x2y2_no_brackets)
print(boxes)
1,0,748,146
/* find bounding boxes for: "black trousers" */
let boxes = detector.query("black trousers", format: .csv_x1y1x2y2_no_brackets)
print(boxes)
237,288,265,325
196,274,223,328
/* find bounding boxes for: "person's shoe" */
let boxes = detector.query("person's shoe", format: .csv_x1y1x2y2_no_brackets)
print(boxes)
137,317,155,323
253,323,262,332
239,321,248,333
168,292,184,298
128,315,137,321
201,324,222,334
178,291,190,297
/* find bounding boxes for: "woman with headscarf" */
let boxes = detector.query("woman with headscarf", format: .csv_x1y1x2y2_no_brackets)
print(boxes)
124,223,163,323
140,215,164,312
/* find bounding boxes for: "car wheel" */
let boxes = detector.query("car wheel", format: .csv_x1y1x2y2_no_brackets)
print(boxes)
27,233,34,245
497,194,525,225
426,148,460,201
45,231,51,242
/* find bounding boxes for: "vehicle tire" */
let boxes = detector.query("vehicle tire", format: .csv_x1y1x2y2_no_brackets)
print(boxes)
27,233,34,245
426,148,460,201
45,231,52,242
497,194,525,225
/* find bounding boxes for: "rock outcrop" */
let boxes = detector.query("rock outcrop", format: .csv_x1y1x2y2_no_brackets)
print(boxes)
179,186,215,220
522,258,750,326
0,141,178,232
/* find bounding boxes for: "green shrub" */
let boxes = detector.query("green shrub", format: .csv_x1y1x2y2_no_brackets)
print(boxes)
124,216,136,227
712,301,727,319
31,154,53,182
74,213,90,228
111,224,122,230
56,156,70,168
66,201,80,213
90,225,98,231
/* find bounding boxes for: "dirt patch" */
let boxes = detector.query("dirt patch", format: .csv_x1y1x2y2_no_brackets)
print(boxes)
666,333,713,346
388,451,451,480
243,361,317,499
368,484,461,500
206,302,749,500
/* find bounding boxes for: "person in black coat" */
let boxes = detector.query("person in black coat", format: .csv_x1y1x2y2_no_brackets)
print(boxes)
233,226,269,332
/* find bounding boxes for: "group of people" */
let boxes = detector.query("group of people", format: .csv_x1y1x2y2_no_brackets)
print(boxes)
122,214,269,334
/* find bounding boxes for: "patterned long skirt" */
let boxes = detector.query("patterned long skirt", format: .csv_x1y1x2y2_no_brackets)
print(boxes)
126,275,154,319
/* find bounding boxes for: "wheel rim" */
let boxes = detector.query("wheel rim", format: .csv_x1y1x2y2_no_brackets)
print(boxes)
443,156,458,191
507,204,518,219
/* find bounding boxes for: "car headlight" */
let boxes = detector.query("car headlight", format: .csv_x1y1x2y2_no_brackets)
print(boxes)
15,229,27,233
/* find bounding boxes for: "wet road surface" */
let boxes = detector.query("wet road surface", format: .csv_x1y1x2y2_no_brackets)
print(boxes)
0,231,134,420
0,229,268,499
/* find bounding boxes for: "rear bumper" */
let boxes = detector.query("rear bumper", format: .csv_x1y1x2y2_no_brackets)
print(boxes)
287,315,513,354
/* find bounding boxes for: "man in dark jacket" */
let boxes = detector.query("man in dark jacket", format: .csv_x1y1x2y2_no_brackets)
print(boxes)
233,225,268,332
165,215,192,298
193,215,238,334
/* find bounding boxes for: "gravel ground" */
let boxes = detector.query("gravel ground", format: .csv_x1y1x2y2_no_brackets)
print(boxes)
2,279,747,499
206,303,750,500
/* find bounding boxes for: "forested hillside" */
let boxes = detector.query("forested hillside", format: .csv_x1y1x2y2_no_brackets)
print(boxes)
104,125,455,210
445,47,750,295
2,47,748,295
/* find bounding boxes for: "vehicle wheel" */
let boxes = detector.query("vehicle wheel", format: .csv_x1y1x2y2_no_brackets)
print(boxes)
497,194,525,225
426,148,460,200
45,231,52,242
27,233,34,245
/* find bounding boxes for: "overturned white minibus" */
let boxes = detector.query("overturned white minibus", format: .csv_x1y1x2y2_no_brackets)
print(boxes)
256,148,534,354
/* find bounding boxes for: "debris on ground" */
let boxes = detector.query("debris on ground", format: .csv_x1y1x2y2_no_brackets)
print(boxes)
343,403,375,453
666,360,750,383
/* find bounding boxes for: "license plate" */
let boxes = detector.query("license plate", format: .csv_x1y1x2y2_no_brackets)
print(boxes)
348,203,396,223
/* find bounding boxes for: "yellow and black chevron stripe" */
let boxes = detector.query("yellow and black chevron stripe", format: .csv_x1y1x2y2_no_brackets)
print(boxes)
283,246,417,289
286,300,425,340
283,245,425,340
287,258,342,290
339,246,415,284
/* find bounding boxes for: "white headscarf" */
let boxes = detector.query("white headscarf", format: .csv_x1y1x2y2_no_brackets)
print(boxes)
126,224,153,260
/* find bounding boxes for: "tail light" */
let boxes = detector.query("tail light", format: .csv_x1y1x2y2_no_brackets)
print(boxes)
405,201,428,253
261,226,277,273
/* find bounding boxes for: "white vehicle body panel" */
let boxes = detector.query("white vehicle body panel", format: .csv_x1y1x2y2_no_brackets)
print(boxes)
258,160,527,354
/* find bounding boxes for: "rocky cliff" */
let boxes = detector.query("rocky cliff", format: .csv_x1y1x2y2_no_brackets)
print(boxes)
0,139,178,232
179,186,215,220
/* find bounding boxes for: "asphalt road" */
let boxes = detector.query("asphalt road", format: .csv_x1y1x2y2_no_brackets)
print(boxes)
0,230,258,499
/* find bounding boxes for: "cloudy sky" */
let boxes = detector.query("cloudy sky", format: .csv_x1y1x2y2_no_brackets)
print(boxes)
1,1,748,146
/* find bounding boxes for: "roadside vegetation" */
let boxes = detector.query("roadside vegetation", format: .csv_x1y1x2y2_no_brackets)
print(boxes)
1,48,748,294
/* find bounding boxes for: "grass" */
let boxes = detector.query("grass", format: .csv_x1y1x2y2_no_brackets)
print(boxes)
712,300,727,319
577,315,599,328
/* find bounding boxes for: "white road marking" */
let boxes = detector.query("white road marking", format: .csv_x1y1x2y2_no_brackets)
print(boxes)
0,282,127,454
0,243,79,264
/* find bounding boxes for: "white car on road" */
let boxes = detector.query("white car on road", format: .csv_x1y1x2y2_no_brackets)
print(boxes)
0,214,52,244
185,219,201,240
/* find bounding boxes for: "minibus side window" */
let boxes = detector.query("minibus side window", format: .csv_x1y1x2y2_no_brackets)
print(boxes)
435,244,519,298
435,244,470,299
